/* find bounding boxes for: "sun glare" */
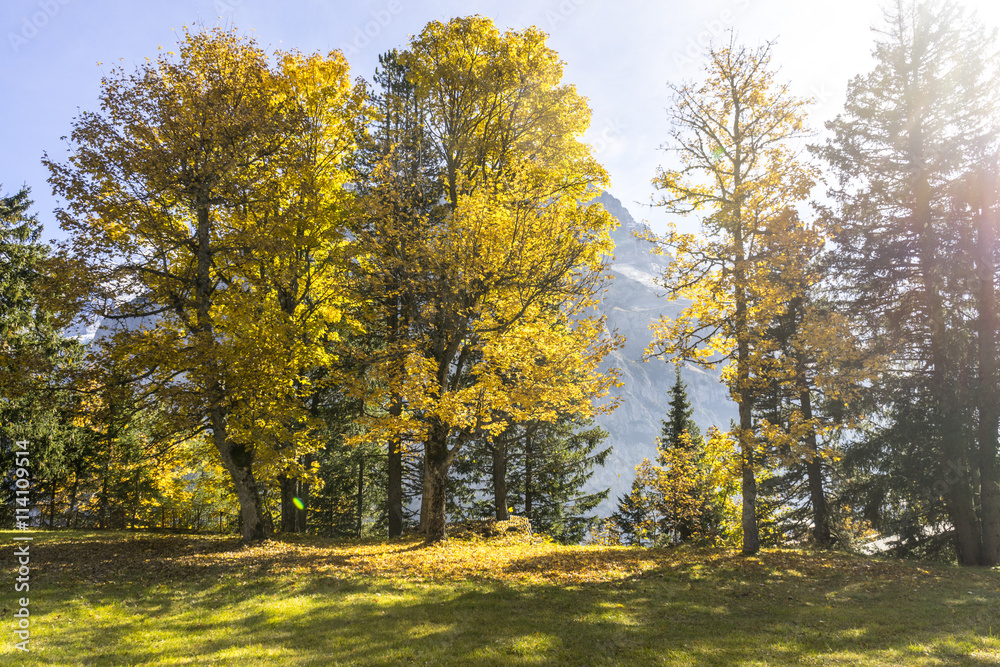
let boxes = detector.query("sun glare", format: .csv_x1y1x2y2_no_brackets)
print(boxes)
962,0,1000,29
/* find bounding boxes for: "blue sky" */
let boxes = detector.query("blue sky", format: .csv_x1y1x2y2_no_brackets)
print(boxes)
2,0,996,244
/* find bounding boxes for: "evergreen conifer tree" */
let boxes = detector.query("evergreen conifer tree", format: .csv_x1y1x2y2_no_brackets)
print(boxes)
816,0,1000,564
0,185,80,526
662,366,703,451
612,366,724,545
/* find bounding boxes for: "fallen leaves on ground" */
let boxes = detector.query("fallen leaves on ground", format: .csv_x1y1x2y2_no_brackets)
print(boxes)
26,530,929,589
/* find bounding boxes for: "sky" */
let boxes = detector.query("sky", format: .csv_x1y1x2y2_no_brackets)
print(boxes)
2,0,999,244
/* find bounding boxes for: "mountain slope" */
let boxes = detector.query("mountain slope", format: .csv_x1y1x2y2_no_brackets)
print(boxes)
589,192,736,514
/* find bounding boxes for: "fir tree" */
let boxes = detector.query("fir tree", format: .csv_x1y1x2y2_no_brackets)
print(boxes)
816,0,1000,564
612,366,724,545
609,476,660,546
0,185,80,527
450,415,611,544
662,366,702,451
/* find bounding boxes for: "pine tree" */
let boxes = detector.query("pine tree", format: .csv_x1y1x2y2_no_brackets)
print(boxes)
354,48,444,538
816,0,1000,564
0,185,80,527
662,366,702,452
610,476,660,546
657,367,708,542
613,367,728,546
450,415,611,544
511,418,611,544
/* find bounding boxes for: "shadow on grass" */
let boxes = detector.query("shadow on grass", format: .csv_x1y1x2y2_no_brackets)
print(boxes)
30,531,427,589
19,534,1000,666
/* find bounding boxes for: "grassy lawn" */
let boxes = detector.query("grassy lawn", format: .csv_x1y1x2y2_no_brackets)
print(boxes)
1,530,998,665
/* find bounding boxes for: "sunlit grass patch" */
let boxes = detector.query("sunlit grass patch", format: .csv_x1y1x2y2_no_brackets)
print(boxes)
1,530,998,665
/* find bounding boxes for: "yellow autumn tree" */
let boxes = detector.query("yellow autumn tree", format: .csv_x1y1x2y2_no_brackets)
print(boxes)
46,28,360,542
218,48,366,533
354,16,620,541
752,210,878,548
643,38,819,555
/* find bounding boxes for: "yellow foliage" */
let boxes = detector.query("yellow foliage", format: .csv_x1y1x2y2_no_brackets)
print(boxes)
47,26,366,538
350,17,621,484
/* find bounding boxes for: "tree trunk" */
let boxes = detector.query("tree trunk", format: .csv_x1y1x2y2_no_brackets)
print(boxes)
68,471,78,529
387,395,404,537
99,470,108,530
525,428,534,519
356,455,365,537
130,477,139,530
418,459,431,534
739,424,760,555
806,454,831,548
422,419,451,541
213,409,269,543
734,236,760,554
279,474,298,533
976,172,1000,566
194,199,269,543
915,165,981,565
49,483,56,529
798,366,832,548
493,435,509,521
298,453,312,532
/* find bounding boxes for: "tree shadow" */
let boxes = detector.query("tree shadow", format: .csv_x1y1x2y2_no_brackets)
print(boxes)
23,535,1000,666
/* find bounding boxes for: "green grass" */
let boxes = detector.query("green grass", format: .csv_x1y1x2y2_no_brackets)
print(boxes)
2,530,999,665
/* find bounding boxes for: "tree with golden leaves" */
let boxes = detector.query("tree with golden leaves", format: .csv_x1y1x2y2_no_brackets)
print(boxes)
46,28,362,542
354,16,620,541
644,38,818,555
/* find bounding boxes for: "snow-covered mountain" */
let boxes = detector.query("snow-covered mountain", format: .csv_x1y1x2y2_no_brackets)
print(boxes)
589,192,736,514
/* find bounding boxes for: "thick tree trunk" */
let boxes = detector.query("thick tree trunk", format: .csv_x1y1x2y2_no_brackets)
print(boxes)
422,419,452,541
493,436,509,521
915,168,981,565
976,175,1000,566
192,200,269,543
739,413,760,555
213,410,269,543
